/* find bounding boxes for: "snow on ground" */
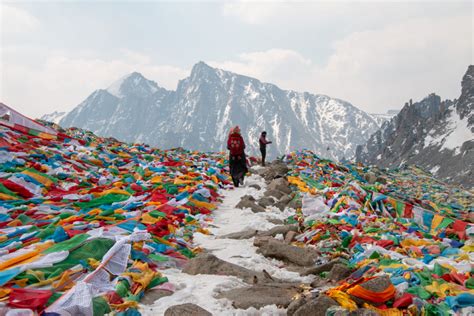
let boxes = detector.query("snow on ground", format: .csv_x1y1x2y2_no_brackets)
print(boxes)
140,173,306,315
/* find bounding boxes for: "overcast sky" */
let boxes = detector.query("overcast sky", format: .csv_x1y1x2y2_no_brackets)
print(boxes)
1,0,472,118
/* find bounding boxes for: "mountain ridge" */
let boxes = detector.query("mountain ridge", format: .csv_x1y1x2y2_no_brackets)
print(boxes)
356,65,474,188
58,62,382,160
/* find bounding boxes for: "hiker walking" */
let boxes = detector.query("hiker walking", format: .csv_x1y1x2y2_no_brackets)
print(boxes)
259,131,272,166
227,126,247,187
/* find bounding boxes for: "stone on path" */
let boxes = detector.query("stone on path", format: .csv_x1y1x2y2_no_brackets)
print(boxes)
275,194,293,211
182,253,274,284
164,303,212,316
249,183,261,190
264,189,285,200
267,178,292,194
284,231,297,243
293,295,338,316
257,225,299,237
287,297,308,316
254,237,317,266
219,282,301,309
141,289,173,304
219,229,259,240
257,196,276,208
302,259,344,276
264,161,289,181
235,195,266,213
327,263,351,282
268,218,284,225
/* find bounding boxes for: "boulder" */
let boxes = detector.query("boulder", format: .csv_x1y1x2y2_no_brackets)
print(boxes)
302,259,344,276
263,162,289,181
164,303,212,316
240,194,256,202
257,196,276,208
255,237,317,266
269,161,289,177
252,168,267,177
264,189,284,200
310,275,326,288
141,289,173,304
182,253,271,283
253,236,272,247
268,218,284,225
275,195,293,211
293,295,338,316
284,231,297,243
249,184,261,190
219,282,301,309
267,178,292,194
360,275,392,292
327,263,351,282
257,225,299,237
235,196,265,213
287,297,308,316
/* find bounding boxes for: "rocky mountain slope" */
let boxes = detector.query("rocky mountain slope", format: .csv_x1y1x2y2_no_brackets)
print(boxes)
59,62,380,160
356,65,474,188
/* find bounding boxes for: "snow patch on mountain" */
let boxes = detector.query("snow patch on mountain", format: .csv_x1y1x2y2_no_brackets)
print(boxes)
440,111,472,153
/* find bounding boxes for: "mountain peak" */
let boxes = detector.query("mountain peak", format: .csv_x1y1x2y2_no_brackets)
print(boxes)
192,61,213,71
189,61,218,79
107,72,159,98
461,65,474,96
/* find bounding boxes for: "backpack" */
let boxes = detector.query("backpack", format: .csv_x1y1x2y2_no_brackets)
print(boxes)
228,134,244,156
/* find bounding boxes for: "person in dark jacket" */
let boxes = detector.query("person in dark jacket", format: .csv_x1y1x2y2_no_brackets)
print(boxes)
259,131,272,166
227,126,247,187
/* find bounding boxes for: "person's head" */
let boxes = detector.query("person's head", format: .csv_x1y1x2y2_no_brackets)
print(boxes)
234,126,241,134
262,131,267,136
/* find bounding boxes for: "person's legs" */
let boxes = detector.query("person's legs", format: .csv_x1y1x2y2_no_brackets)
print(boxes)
260,148,266,166
229,155,239,187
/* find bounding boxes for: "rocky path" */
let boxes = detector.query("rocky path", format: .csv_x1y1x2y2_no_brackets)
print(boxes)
141,163,339,315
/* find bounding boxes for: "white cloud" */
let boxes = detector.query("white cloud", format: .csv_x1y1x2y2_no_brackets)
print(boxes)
207,14,472,113
314,15,473,112
222,0,286,24
1,50,188,118
1,2,471,118
209,49,312,90
0,4,40,33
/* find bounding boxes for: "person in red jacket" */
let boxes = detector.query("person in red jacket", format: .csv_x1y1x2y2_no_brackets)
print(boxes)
259,131,272,166
227,126,247,187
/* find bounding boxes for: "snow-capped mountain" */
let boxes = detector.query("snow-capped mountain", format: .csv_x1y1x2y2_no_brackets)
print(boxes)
40,111,66,124
356,65,474,188
59,62,380,160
